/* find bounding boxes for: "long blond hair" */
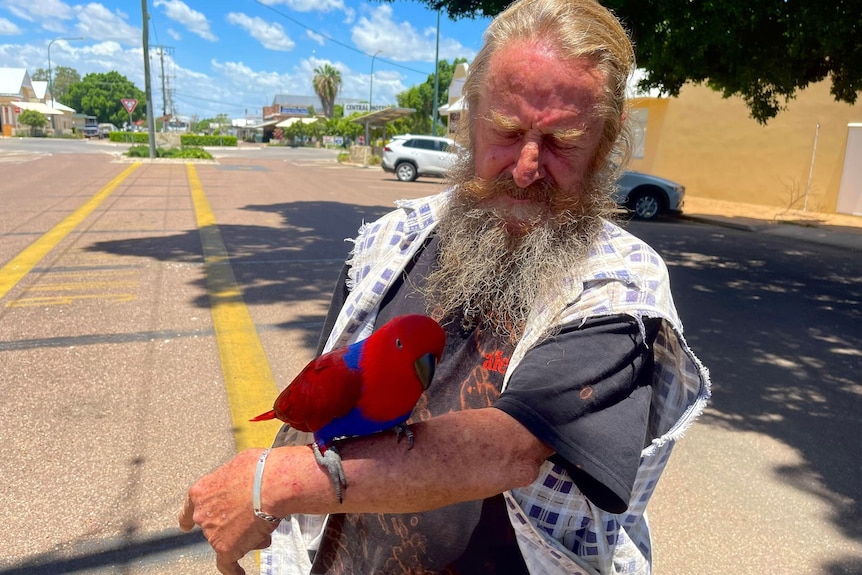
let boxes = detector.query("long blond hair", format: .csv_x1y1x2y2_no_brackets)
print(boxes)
459,0,635,169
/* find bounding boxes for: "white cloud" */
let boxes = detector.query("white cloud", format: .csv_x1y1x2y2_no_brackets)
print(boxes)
226,12,294,52
351,5,475,63
306,30,325,46
0,0,74,22
167,28,182,41
258,0,346,14
153,0,217,42
0,17,22,35
74,3,141,46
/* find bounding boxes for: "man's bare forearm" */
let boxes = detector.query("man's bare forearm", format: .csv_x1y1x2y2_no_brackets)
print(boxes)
262,407,553,517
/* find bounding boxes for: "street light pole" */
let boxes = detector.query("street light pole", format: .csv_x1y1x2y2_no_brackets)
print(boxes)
47,37,83,133
366,49,382,148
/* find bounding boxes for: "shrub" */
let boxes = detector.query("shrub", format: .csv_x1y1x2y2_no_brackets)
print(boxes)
125,145,214,160
110,132,149,144
180,134,237,147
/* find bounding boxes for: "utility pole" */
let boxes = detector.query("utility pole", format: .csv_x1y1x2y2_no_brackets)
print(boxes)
432,10,440,136
142,0,156,157
152,45,174,131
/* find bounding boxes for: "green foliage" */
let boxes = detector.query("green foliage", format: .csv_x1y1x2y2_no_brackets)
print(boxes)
393,58,466,135
396,0,862,124
109,132,149,144
32,66,80,104
18,109,48,129
180,134,238,147
313,64,343,118
337,152,350,162
125,145,214,159
64,71,145,126
163,147,214,159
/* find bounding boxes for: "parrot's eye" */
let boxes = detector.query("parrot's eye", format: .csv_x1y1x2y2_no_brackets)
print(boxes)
395,338,403,349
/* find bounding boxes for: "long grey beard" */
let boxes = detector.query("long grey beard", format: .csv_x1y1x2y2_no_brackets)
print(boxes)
423,188,611,342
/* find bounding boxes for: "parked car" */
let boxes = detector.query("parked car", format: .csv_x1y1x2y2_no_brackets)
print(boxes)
98,123,118,138
613,170,685,220
382,135,457,182
82,115,99,139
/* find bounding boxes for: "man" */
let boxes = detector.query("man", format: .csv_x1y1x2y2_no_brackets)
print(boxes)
179,0,710,573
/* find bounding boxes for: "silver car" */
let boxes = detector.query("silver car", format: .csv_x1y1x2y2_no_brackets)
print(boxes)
382,135,457,182
614,170,685,220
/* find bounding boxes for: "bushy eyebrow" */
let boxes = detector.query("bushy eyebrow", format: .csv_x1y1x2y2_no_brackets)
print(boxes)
487,110,586,144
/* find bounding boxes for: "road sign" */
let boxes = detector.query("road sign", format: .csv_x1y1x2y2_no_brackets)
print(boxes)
121,99,138,114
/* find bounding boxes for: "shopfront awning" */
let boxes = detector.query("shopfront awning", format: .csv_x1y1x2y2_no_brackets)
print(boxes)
275,117,322,128
438,96,465,116
11,101,65,115
349,107,416,127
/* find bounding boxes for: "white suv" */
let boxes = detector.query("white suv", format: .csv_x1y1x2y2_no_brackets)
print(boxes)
382,135,457,182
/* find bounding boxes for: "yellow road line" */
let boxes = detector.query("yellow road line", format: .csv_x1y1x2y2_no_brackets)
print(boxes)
0,163,142,301
186,164,281,451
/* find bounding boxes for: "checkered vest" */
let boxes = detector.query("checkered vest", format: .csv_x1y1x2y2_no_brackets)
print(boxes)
263,191,710,575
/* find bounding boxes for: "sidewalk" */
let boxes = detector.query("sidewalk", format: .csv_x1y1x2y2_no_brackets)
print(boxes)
679,196,862,251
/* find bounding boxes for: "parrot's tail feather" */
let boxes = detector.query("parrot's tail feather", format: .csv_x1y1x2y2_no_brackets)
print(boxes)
250,410,276,422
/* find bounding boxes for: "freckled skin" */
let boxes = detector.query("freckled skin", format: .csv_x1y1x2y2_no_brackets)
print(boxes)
472,40,607,227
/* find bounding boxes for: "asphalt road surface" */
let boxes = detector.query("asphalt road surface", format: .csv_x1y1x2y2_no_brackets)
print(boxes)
0,145,859,574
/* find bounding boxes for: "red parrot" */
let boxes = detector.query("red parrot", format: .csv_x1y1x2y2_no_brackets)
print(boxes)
251,314,446,502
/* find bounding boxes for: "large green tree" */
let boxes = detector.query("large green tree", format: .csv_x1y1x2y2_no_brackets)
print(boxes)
386,0,862,124
395,58,467,134
31,66,80,104
63,71,146,126
313,64,342,118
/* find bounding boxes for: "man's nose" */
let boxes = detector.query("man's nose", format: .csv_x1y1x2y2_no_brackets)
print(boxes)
512,140,543,188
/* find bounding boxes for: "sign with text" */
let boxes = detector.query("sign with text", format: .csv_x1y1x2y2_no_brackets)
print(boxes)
121,98,138,114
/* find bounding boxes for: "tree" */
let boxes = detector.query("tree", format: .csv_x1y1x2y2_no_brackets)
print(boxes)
18,109,47,134
32,66,80,104
63,71,146,126
312,64,342,118
394,58,467,134
391,0,862,124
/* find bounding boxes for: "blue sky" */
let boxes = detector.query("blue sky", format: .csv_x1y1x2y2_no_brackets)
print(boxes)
0,0,492,119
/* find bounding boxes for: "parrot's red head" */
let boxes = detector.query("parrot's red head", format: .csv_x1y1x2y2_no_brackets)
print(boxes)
373,314,445,392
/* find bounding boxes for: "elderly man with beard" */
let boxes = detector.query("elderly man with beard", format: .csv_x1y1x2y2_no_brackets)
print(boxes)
179,0,710,573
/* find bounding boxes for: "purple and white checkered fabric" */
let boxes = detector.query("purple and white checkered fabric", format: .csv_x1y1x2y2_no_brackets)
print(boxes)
269,191,710,575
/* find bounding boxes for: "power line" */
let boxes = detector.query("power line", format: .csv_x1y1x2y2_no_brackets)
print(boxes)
252,0,433,78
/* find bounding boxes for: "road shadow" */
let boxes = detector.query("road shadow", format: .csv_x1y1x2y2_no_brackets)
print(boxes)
86,200,392,346
629,219,862,550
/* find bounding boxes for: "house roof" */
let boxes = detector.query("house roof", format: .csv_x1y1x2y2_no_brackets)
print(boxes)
32,80,49,100
0,67,29,97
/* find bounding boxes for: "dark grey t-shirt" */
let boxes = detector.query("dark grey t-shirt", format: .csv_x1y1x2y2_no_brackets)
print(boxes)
310,236,658,574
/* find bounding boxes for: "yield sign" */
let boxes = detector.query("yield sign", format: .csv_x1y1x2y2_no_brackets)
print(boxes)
121,98,138,114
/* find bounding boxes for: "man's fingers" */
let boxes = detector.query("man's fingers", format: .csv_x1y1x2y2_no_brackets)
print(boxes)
216,556,246,575
177,495,196,532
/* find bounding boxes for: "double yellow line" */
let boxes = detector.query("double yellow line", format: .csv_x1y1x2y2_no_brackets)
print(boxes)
0,162,279,451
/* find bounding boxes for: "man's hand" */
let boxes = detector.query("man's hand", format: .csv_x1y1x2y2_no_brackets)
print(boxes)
178,449,280,575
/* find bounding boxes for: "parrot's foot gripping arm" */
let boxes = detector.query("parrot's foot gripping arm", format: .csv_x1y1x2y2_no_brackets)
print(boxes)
312,443,347,504
393,423,415,449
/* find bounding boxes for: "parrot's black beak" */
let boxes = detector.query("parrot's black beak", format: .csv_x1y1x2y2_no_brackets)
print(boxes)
414,353,437,390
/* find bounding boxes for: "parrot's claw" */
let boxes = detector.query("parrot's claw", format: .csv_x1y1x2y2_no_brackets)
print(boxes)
312,443,347,503
393,423,415,450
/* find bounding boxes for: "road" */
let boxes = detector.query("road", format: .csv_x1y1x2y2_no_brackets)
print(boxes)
0,142,859,574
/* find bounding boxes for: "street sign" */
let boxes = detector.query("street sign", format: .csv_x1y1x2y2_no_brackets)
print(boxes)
121,98,138,114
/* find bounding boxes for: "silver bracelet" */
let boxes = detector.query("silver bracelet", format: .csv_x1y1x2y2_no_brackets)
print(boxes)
253,448,283,524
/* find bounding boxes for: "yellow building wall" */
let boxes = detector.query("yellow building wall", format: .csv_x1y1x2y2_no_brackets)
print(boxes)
628,81,862,213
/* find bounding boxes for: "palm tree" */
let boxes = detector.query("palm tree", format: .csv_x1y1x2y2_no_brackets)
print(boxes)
312,64,342,118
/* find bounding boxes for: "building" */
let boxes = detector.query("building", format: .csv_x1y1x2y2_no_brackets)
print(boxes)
438,64,862,216
0,67,73,136
629,81,862,216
